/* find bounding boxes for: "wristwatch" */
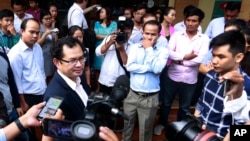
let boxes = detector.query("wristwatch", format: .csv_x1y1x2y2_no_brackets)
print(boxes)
15,118,27,132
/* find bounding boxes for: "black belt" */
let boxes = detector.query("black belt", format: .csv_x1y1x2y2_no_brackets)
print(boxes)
132,90,158,97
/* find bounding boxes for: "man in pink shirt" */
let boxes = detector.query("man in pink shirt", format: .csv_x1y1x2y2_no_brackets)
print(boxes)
154,7,209,136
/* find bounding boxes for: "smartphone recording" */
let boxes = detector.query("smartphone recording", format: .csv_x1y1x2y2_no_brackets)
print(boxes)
38,96,63,120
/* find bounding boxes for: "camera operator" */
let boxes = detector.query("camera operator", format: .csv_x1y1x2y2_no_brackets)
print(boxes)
95,18,134,94
194,30,250,140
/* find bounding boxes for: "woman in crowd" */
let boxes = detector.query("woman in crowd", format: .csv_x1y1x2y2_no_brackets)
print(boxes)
48,3,60,30
37,10,58,84
123,7,133,19
93,7,117,92
68,25,91,88
241,28,250,76
160,6,176,40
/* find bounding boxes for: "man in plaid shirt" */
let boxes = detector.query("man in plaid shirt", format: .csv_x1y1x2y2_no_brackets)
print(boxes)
194,30,250,140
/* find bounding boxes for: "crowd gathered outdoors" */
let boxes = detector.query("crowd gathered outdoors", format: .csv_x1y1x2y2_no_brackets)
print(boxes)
0,0,250,141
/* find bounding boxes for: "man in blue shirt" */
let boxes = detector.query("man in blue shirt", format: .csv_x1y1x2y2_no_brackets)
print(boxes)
122,20,168,141
194,30,250,140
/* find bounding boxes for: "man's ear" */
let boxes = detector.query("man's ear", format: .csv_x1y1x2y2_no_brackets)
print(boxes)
53,58,60,67
235,53,244,63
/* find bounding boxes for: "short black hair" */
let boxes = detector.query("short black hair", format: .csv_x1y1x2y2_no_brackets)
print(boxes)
210,30,245,56
52,37,84,60
224,19,247,32
0,9,14,19
160,6,175,23
143,20,161,33
225,1,241,11
183,5,196,15
118,18,134,31
68,25,84,37
133,3,147,12
20,18,39,30
39,10,51,22
185,7,205,22
11,0,25,8
242,28,250,46
141,13,157,24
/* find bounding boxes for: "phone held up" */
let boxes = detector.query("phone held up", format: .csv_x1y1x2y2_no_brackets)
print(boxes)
37,96,63,120
43,118,73,140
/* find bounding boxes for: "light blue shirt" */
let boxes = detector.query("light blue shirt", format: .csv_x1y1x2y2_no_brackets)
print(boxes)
205,17,225,39
8,39,46,95
126,43,168,93
201,49,212,65
0,129,6,141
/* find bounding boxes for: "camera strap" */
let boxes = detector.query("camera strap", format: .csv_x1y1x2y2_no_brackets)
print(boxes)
115,47,130,77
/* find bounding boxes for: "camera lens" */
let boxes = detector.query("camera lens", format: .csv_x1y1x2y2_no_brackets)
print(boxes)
71,120,96,141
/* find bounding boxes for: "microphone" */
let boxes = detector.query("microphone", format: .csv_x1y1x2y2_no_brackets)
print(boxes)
110,75,130,102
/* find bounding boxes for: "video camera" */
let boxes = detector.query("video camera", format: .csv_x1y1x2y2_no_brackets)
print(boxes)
166,114,221,141
43,75,130,141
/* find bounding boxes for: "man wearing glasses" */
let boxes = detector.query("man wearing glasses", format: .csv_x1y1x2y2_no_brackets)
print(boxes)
43,36,90,122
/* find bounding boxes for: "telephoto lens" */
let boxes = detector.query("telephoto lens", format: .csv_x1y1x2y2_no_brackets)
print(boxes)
166,115,220,141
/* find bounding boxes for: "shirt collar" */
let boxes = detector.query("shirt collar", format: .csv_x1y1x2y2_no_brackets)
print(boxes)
19,39,33,51
57,70,81,91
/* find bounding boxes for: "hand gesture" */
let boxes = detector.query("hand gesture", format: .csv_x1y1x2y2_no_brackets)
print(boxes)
184,51,197,60
219,70,244,100
7,24,17,35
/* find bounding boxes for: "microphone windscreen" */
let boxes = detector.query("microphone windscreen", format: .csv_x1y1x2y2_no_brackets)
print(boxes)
111,75,130,101
113,75,130,91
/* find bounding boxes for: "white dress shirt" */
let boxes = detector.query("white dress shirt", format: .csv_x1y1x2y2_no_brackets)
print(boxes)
57,70,88,106
14,13,33,33
95,35,131,87
67,3,88,29
8,39,46,95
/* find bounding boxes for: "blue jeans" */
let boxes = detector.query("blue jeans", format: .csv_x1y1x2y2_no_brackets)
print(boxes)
9,109,29,141
158,75,197,126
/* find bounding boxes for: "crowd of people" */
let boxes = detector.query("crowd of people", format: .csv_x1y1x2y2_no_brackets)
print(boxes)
0,0,250,141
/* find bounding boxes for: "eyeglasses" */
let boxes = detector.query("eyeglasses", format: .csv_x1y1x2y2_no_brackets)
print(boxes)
43,17,51,21
60,57,86,66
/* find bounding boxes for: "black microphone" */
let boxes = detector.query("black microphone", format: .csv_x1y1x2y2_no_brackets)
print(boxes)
110,75,130,102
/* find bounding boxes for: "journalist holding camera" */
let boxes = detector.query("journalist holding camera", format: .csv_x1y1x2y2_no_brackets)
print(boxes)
166,31,250,141
95,17,134,94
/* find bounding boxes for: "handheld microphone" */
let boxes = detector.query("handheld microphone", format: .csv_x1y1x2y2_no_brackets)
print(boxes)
110,75,130,102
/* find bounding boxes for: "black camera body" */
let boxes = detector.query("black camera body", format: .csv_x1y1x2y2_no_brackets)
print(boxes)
43,75,130,141
115,32,127,45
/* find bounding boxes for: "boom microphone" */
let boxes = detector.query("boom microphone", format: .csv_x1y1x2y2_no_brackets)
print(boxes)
110,75,130,102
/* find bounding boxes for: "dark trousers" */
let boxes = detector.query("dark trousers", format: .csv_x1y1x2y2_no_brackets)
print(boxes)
24,94,44,141
99,83,113,95
23,94,44,107
158,75,197,127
